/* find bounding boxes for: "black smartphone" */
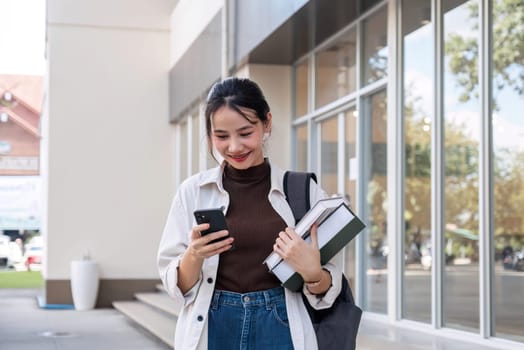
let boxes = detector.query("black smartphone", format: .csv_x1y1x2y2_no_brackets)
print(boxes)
193,208,230,243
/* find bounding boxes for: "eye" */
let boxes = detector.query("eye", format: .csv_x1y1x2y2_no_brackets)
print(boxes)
240,132,253,137
214,134,228,140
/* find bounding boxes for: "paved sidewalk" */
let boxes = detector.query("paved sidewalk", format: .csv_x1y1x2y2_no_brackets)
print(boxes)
0,288,520,350
0,289,170,350
357,314,517,350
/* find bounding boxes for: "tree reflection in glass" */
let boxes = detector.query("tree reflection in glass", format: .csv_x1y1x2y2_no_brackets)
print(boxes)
443,0,481,333
402,0,432,324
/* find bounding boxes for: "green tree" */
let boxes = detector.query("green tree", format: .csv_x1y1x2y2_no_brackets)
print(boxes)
445,0,524,108
494,149,524,241
404,88,432,240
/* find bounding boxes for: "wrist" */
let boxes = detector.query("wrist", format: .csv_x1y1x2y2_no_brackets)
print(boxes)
304,268,325,286
185,249,204,264
303,269,323,285
305,268,331,294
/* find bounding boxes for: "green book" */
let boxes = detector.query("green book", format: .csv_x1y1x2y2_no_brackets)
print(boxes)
270,203,365,292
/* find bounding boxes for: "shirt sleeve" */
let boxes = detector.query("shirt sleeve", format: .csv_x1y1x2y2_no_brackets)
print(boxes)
302,251,343,309
157,182,201,307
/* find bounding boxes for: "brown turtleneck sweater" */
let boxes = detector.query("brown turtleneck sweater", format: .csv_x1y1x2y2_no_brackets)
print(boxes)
215,160,286,292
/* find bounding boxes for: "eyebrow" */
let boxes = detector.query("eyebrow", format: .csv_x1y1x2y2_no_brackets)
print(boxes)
213,125,256,134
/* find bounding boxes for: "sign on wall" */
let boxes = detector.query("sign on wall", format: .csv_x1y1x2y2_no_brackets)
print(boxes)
0,176,41,230
0,156,39,171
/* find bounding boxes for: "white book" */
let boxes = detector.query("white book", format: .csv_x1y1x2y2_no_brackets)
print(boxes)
263,196,346,270
270,203,365,291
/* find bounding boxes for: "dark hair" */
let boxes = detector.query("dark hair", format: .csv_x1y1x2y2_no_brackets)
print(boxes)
205,78,271,154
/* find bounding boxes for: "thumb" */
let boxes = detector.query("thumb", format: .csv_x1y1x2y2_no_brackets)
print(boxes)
192,223,209,240
309,223,319,249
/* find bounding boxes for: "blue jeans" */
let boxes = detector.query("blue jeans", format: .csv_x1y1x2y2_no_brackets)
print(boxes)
208,287,293,350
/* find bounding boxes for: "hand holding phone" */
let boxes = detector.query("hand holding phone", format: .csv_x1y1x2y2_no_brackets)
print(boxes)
193,208,230,244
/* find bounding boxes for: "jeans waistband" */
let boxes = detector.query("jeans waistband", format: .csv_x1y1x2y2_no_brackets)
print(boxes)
210,286,285,310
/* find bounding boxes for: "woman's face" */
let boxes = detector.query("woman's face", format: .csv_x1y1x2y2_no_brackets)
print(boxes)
211,105,271,170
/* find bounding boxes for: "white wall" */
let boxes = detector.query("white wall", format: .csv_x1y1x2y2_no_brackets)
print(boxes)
237,64,292,170
43,0,175,279
48,0,176,30
170,0,222,67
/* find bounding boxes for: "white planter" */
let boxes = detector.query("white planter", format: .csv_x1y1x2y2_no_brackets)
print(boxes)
70,260,99,310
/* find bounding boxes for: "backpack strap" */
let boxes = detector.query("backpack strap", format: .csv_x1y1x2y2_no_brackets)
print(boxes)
283,171,317,223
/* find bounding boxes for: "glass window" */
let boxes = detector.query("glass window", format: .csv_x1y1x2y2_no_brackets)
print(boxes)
443,0,480,333
319,116,338,195
345,107,358,291
362,6,388,86
363,90,388,314
345,108,358,210
179,120,188,180
191,112,200,175
315,28,357,108
295,124,308,172
207,149,217,168
294,61,309,118
402,0,433,323
492,0,524,342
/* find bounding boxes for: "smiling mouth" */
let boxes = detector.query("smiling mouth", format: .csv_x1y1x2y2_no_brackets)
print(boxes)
228,152,250,162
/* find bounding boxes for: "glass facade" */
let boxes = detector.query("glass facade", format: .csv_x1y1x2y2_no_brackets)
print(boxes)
170,0,524,345
315,28,357,109
295,123,308,172
175,102,216,184
344,107,358,286
191,112,200,175
491,0,524,341
319,116,339,195
362,6,388,86
289,0,524,345
292,2,389,315
344,108,358,211
402,0,433,323
443,0,480,332
294,60,309,118
179,120,188,180
363,90,388,314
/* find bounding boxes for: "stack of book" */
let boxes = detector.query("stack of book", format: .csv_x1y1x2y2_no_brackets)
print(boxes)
264,196,366,291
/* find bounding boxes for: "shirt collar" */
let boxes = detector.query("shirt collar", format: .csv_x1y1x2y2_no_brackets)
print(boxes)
197,160,286,197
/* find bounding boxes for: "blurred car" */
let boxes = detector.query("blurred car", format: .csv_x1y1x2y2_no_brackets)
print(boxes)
502,245,514,269
503,249,524,272
0,235,10,267
515,251,524,271
24,236,43,271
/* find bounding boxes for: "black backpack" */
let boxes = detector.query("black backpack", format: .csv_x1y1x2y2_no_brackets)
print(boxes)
283,171,362,350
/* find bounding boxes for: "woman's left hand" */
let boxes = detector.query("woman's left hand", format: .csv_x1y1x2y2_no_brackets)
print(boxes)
273,224,323,283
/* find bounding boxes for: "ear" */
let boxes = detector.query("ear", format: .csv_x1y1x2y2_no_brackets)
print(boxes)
264,112,272,134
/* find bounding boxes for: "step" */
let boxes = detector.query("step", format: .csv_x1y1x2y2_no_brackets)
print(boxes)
135,292,182,317
113,301,175,347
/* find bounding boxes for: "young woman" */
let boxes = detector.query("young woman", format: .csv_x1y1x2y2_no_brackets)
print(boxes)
157,77,342,350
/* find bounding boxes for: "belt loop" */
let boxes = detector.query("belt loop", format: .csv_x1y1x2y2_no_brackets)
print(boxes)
210,290,220,310
264,290,272,310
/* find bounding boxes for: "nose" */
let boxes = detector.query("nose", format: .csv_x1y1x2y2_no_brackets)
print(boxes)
228,137,242,152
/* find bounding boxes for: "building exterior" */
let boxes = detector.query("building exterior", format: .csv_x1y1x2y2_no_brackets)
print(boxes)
0,74,42,176
0,75,42,232
43,0,174,307
167,0,524,347
43,0,523,348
